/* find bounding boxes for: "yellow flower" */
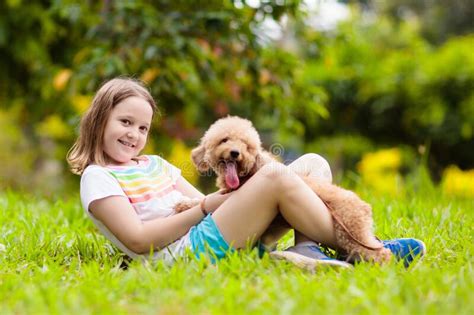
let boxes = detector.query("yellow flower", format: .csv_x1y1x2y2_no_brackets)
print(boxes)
357,148,401,174
442,165,474,197
357,148,403,195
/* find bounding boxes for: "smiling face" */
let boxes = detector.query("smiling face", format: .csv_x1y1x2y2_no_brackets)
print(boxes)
102,96,153,166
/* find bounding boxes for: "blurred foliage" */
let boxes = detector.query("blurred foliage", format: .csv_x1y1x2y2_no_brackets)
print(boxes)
297,10,474,178
362,0,474,45
166,140,199,186
1,0,319,193
0,107,34,190
0,1,473,194
305,134,374,174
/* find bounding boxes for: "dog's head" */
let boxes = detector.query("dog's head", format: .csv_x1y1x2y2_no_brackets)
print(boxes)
192,116,264,190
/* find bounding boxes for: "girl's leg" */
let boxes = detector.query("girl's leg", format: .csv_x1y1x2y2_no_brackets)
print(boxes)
259,153,335,246
211,162,338,249
287,153,333,244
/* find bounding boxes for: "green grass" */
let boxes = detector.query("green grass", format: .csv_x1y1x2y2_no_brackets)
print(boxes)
1,186,473,315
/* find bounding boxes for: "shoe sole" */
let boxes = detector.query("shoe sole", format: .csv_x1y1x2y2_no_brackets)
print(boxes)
416,240,427,257
269,251,353,270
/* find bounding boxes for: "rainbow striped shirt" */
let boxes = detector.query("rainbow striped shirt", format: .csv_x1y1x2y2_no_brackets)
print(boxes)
106,155,183,220
80,155,190,263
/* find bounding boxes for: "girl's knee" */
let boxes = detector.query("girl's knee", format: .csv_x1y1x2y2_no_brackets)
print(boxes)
299,153,329,165
258,162,288,180
293,153,332,182
258,163,297,191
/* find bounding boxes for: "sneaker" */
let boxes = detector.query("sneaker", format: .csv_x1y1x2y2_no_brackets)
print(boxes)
383,238,426,267
270,244,353,270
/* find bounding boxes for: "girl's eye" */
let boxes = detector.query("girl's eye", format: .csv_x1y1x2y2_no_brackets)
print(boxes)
139,126,148,133
221,138,229,144
121,119,131,125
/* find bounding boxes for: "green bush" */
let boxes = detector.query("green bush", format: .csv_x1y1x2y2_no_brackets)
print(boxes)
1,1,322,192
300,14,474,176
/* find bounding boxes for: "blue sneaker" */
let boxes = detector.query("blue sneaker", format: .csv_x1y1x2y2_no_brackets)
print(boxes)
270,244,352,270
383,238,426,267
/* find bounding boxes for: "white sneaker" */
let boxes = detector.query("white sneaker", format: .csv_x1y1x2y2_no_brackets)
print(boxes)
270,244,353,270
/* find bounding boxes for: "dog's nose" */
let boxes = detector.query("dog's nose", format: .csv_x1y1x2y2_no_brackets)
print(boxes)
230,150,240,159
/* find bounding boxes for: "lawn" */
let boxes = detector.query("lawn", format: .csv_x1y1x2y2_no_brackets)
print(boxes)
0,185,473,314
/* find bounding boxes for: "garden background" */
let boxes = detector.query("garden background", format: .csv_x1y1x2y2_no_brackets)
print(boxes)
1,0,473,195
1,1,473,314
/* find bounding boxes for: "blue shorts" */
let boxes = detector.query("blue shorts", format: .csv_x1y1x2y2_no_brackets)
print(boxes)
189,214,233,261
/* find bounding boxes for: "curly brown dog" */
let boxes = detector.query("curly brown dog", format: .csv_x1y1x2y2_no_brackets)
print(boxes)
178,116,392,263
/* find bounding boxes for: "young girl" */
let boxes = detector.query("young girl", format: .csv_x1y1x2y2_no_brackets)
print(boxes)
67,77,425,268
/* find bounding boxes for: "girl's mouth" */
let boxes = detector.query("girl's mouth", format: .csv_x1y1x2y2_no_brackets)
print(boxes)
118,139,135,148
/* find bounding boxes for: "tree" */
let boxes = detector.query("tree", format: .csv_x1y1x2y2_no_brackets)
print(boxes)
1,0,326,192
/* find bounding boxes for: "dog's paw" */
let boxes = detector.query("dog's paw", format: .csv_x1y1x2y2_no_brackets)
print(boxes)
173,198,200,213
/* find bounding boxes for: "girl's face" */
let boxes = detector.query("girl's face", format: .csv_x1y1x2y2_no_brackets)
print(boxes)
102,96,153,166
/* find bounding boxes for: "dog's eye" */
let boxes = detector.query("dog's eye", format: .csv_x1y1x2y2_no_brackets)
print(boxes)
220,138,229,144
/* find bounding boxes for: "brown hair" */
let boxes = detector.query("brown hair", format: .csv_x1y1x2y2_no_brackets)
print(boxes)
67,77,158,175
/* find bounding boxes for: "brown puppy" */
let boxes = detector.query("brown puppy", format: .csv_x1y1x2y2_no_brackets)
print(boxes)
182,116,392,263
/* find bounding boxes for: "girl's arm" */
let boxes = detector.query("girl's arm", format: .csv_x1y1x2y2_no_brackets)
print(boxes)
89,177,234,254
175,176,204,199
90,196,207,254
175,175,232,211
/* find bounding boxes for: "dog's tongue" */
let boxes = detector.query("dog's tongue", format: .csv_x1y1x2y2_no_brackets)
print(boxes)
225,162,240,189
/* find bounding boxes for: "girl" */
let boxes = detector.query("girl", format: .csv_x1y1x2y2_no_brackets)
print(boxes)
67,77,425,268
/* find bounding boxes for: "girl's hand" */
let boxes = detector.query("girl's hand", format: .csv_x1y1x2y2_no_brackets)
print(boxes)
174,198,200,213
204,190,234,213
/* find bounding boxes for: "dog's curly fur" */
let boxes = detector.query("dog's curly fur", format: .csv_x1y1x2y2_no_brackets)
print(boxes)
191,116,275,190
179,116,392,263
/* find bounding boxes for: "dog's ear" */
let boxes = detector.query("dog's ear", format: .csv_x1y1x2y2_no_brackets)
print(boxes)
191,145,209,173
254,150,277,169
251,151,270,173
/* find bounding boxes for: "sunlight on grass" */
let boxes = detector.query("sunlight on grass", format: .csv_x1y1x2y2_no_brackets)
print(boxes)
0,186,473,314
